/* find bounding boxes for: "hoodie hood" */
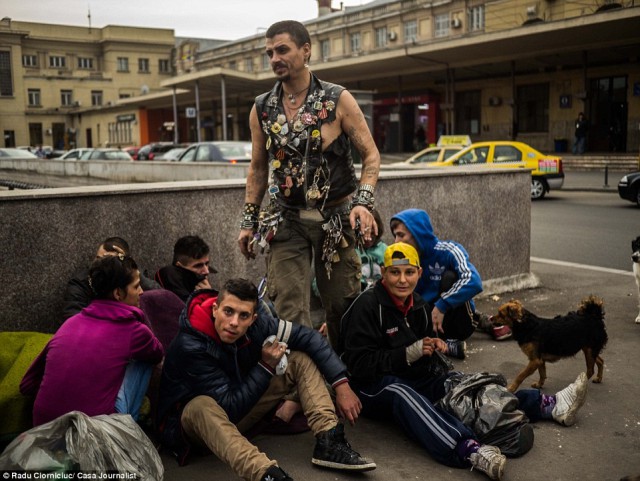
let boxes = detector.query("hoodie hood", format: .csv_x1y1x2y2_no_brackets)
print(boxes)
390,209,439,262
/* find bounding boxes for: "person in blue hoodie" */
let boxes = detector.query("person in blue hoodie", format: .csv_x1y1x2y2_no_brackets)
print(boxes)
389,208,510,359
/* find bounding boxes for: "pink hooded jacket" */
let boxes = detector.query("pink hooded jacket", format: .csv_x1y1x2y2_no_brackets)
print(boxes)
20,299,164,426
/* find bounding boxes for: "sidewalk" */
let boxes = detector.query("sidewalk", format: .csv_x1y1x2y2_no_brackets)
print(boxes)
161,259,640,481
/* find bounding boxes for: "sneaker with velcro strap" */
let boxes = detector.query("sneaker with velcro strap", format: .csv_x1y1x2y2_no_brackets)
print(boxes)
311,423,376,471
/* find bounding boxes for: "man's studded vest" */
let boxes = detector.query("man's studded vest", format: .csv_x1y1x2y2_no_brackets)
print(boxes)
255,73,357,211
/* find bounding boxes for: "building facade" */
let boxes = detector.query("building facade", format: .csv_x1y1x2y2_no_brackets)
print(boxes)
2,0,639,154
0,18,174,149
163,0,640,154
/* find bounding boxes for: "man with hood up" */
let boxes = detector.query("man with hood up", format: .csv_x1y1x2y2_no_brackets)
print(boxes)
389,209,510,359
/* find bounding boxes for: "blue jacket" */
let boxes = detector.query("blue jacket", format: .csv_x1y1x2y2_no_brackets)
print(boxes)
390,209,482,313
157,289,348,447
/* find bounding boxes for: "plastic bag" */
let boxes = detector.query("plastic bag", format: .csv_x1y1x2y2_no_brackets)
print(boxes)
0,411,164,480
437,372,533,457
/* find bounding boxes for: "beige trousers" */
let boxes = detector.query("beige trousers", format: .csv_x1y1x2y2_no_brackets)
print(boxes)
181,351,338,481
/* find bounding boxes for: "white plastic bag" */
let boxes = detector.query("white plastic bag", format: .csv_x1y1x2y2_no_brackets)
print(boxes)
0,411,164,480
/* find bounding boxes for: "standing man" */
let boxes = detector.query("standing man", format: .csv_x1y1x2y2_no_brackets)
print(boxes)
572,112,589,154
157,278,375,481
238,20,380,350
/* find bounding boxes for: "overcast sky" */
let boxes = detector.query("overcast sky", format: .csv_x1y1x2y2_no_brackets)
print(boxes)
4,0,367,40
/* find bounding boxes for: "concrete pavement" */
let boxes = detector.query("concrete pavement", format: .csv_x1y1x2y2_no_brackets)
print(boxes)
161,258,640,481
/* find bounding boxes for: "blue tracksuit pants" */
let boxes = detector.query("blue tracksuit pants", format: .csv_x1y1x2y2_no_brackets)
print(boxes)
354,374,543,467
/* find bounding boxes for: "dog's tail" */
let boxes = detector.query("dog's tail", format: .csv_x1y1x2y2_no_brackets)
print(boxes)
578,295,608,354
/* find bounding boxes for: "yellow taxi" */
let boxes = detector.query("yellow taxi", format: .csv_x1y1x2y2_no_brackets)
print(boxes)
390,135,471,167
427,140,564,200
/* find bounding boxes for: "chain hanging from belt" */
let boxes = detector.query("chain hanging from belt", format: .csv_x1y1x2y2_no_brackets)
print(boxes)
321,212,349,279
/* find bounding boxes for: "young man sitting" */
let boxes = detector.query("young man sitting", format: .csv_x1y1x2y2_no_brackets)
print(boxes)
156,278,376,481
155,235,217,302
339,242,589,480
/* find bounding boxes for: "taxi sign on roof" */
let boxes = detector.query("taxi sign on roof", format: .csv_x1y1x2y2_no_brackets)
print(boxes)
436,135,471,147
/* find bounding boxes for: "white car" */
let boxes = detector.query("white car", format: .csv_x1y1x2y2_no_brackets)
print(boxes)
60,148,94,160
0,148,38,158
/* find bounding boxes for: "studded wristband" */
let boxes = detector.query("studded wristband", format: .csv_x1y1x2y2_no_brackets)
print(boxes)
352,188,375,211
240,203,260,230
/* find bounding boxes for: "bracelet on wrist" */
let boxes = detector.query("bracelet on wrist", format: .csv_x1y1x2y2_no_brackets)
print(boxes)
358,183,375,195
352,189,375,211
240,203,260,230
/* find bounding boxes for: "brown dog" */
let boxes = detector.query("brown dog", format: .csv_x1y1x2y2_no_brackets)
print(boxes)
493,295,607,392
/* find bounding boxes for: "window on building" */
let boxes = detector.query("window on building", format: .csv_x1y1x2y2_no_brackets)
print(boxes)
468,5,485,31
138,58,150,73
119,93,131,99
517,83,549,132
91,90,103,106
23,54,38,68
435,14,450,37
404,20,418,43
350,32,361,54
244,57,253,72
455,90,481,135
61,89,73,106
78,57,94,69
320,39,330,60
108,121,133,146
375,27,388,48
4,130,16,148
0,51,13,96
158,59,170,73
28,89,41,106
228,60,236,70
117,57,129,72
49,55,66,68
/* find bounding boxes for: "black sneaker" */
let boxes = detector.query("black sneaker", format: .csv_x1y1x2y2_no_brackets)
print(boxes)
311,423,376,471
261,465,293,481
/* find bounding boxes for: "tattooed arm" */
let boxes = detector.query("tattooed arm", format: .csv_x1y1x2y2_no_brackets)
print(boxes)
238,104,270,259
337,90,381,240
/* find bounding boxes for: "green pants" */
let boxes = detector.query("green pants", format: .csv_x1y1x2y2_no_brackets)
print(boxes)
181,352,338,481
267,208,361,350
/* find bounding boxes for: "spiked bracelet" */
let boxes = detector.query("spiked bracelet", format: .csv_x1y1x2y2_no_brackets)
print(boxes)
240,203,260,230
352,186,375,211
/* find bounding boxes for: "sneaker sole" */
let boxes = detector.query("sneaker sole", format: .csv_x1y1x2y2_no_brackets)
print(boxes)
311,458,377,471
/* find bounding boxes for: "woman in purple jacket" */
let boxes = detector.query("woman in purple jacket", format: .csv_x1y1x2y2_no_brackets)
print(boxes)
21,252,164,426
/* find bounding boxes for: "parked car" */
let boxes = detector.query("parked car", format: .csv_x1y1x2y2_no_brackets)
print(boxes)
60,148,94,160
136,142,177,160
617,171,640,207
391,135,471,167
123,146,141,160
424,141,564,200
155,147,187,161
0,148,38,159
178,141,252,163
79,149,133,161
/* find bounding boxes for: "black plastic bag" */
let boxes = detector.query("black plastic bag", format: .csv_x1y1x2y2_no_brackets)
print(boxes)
0,411,163,480
438,372,533,457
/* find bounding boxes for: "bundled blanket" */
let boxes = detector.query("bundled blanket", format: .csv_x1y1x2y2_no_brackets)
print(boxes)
0,332,52,442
